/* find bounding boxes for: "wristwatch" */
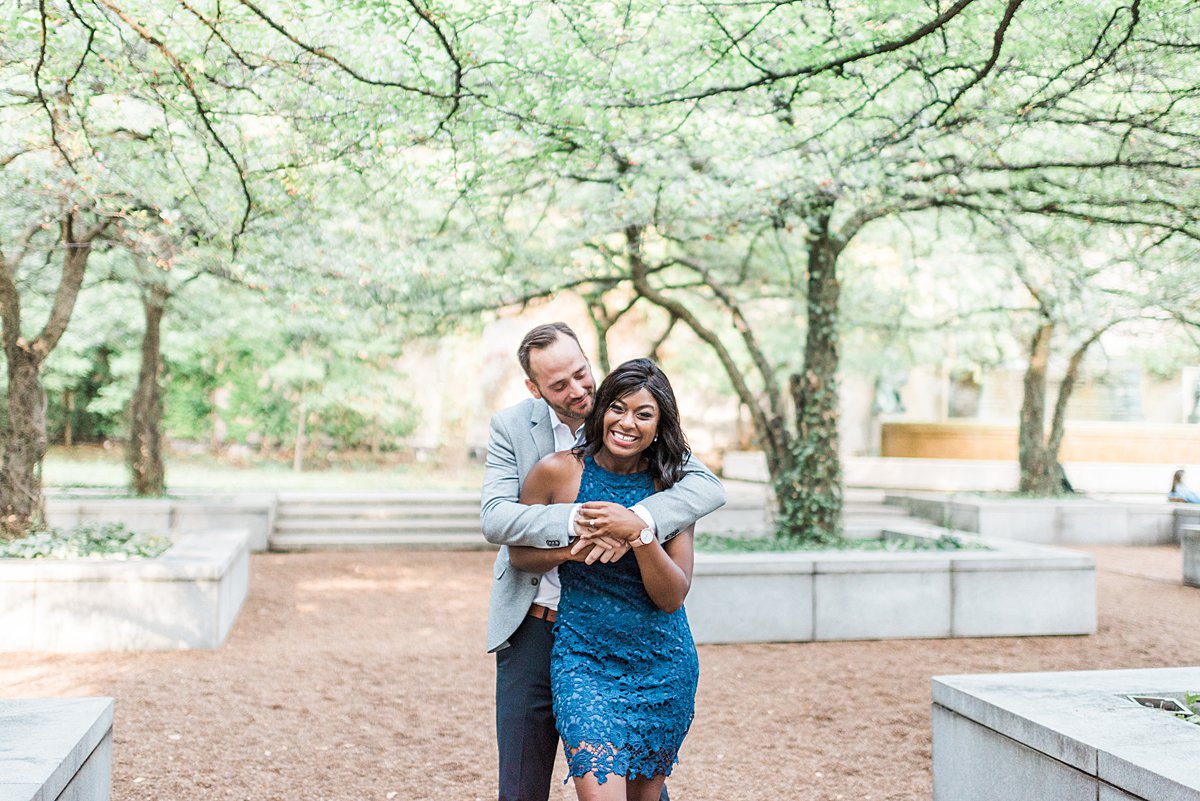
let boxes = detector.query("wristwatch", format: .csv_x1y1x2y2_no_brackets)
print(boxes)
632,527,654,548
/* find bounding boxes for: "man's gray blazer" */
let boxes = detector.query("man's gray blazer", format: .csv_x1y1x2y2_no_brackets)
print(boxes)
481,397,726,652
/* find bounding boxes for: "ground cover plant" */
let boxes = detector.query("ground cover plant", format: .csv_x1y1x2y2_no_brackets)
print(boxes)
694,531,981,553
0,522,169,560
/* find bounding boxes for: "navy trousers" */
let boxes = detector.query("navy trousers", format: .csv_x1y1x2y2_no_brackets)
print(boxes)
495,614,670,801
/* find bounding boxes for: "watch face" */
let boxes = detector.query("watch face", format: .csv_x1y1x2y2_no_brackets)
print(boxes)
639,528,654,544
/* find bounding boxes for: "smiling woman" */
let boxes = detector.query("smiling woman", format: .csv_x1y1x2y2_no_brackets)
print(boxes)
510,358,703,801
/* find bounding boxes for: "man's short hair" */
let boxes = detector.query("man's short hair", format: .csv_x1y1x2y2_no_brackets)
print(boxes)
518,323,582,379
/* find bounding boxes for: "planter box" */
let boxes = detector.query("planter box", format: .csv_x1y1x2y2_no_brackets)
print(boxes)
932,667,1200,801
1183,526,1200,588
686,526,1095,644
0,530,250,652
44,493,276,552
0,697,113,801
886,492,1180,545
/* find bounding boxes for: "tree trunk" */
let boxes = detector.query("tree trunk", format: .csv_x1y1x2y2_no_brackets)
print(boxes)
293,405,307,472
774,213,843,542
1018,320,1060,494
128,285,168,496
63,390,74,448
0,212,102,537
1,350,48,534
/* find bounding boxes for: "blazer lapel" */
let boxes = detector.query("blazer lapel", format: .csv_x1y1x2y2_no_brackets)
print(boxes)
529,400,556,460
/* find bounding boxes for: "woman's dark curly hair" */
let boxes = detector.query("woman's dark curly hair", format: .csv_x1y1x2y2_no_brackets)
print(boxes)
580,358,689,488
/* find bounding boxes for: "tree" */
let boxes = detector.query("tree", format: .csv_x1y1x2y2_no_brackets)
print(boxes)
430,0,1200,538
0,0,464,529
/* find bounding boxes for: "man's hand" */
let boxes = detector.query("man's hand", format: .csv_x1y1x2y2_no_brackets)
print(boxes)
570,540,631,565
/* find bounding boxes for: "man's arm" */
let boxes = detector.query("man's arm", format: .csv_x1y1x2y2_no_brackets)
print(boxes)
639,453,726,541
479,412,575,548
574,453,726,546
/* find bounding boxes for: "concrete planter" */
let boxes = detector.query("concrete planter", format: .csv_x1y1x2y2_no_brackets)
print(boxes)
886,492,1180,545
1183,526,1200,588
44,493,276,552
0,697,113,801
0,529,250,652
933,667,1200,801
686,527,1095,644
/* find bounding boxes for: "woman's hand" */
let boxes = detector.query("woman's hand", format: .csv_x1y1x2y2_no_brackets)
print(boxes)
574,501,647,544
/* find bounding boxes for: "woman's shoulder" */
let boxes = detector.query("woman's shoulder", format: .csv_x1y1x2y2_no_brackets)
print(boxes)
531,450,585,479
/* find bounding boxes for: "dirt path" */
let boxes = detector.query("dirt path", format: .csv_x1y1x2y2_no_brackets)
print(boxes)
1,546,1195,801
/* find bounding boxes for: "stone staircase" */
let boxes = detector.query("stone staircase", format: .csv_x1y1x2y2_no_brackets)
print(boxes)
268,486,919,551
268,491,489,551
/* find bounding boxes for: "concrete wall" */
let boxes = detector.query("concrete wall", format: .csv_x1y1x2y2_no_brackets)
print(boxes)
887,493,1182,546
882,421,1200,464
687,528,1095,644
44,494,275,552
1183,527,1200,588
722,451,1200,497
932,667,1200,801
0,698,113,801
0,530,250,652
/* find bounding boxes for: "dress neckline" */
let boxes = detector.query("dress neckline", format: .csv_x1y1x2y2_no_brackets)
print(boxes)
585,454,651,479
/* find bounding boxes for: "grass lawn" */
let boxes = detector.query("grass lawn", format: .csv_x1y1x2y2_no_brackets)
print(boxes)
42,445,485,492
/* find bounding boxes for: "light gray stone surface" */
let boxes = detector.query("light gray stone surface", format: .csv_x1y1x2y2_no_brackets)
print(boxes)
932,667,1200,801
686,528,1094,643
1184,527,1200,588
689,555,813,643
951,567,1097,637
0,529,250,652
888,492,1185,546
814,566,951,640
932,705,1096,801
0,698,113,801
44,494,275,552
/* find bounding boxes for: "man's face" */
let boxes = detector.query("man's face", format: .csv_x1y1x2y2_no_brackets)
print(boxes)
525,336,596,426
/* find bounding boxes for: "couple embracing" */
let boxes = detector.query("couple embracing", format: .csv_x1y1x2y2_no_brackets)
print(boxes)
481,323,726,801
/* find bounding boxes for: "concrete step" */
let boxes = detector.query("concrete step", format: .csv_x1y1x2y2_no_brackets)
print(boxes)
275,491,481,504
275,503,481,519
270,531,494,552
273,517,481,533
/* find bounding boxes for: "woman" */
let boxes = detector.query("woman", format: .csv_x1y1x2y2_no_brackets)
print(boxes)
1169,469,1200,503
509,358,700,801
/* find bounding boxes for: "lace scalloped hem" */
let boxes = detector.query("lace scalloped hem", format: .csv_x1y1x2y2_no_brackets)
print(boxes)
561,740,679,785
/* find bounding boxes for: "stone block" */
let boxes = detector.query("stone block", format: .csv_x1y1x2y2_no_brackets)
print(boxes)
814,566,950,640
1184,528,1200,588
0,698,113,801
1,530,250,652
951,567,1096,637
688,570,812,644
933,667,1200,801
933,705,1097,801
0,579,35,651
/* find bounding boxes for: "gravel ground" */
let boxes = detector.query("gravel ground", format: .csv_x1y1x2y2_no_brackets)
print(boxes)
1,545,1196,801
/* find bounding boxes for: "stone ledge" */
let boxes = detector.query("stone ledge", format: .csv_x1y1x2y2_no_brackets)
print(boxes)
0,529,250,652
886,492,1180,545
1183,526,1200,588
687,528,1095,644
45,494,276,552
0,698,113,801
933,667,1200,801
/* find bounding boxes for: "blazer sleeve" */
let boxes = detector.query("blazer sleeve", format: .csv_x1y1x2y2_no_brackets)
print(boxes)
638,452,726,542
479,411,574,548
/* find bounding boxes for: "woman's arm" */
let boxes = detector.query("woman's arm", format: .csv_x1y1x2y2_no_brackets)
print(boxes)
630,525,695,613
508,453,588,572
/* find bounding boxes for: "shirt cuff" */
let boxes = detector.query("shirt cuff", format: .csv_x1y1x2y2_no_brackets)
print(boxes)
630,504,656,535
566,503,582,542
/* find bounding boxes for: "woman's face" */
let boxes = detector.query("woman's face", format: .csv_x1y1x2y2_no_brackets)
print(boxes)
601,387,660,458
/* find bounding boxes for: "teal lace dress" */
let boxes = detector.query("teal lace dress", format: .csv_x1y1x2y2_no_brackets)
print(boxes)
551,456,700,783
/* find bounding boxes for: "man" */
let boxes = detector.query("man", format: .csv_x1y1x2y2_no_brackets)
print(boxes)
481,322,726,801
